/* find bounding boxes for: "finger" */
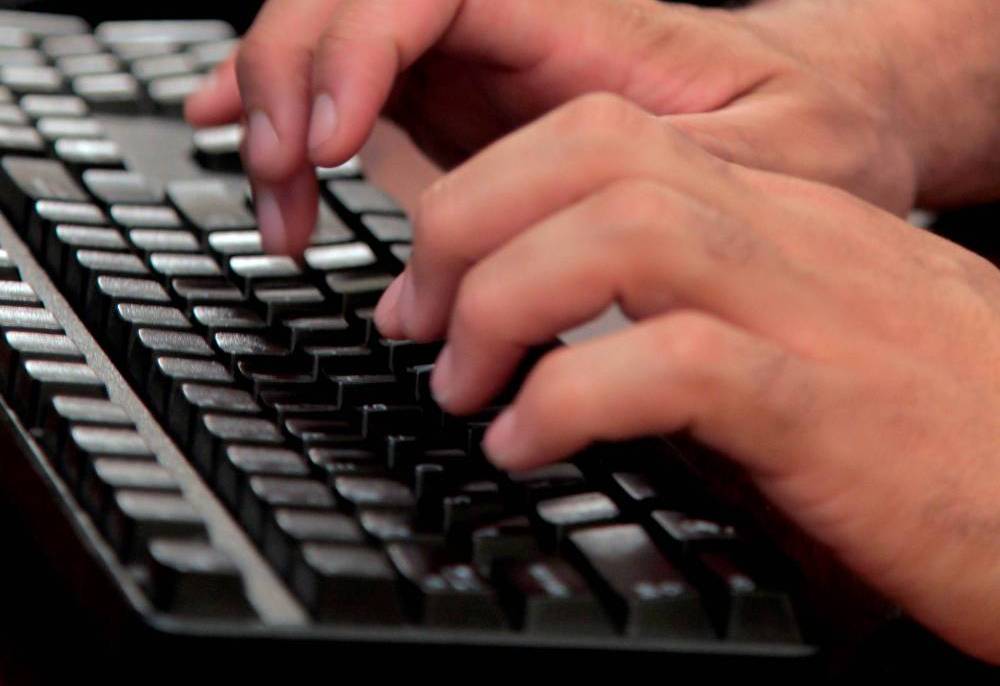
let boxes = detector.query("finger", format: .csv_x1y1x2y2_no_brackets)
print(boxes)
235,0,344,181
481,310,824,477
185,51,242,127
430,179,824,413
252,166,319,258
374,93,735,341
306,0,560,166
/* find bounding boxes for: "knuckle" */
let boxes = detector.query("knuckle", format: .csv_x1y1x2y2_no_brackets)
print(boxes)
654,311,729,372
554,92,648,141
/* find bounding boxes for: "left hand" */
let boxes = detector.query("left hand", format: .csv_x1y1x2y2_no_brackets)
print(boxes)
373,92,1000,664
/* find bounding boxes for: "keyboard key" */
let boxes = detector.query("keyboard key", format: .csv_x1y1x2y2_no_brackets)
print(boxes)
106,490,205,559
29,200,107,252
264,509,364,576
229,254,302,294
0,157,88,225
167,179,256,232
148,356,233,415
535,492,620,545
0,49,45,67
57,53,122,78
0,11,88,37
293,543,401,623
14,358,105,425
54,137,124,170
0,304,61,331
192,305,266,335
72,73,141,113
0,103,28,125
0,28,30,50
471,516,541,577
254,285,325,325
81,458,179,517
1,65,64,94
172,278,245,308
0,124,44,155
285,316,358,350
191,124,242,172
362,214,412,243
241,476,336,541
648,511,740,559
207,230,262,257
49,225,127,274
130,229,200,254
88,275,169,330
567,524,712,638
213,332,290,372
149,252,222,278
110,203,183,229
96,20,234,46
327,180,401,214
216,445,309,508
20,94,88,118
168,382,260,442
0,279,39,304
303,242,376,272
36,116,105,140
145,538,252,617
148,73,203,113
325,271,394,310
188,39,238,70
40,394,130,455
333,476,416,510
0,248,16,279
190,413,284,474
61,425,153,485
127,328,213,386
41,34,102,58
494,557,612,635
387,543,506,628
130,53,196,81
83,169,164,205
0,330,82,392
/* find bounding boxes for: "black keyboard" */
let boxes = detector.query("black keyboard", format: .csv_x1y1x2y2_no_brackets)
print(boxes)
0,9,964,682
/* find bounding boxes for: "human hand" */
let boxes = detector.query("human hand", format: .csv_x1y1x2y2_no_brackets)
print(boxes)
184,0,920,256
373,93,1000,664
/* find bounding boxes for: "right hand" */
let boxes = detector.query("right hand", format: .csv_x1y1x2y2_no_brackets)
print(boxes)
184,0,920,256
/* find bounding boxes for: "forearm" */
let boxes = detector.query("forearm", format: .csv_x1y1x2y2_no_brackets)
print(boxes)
743,0,1000,209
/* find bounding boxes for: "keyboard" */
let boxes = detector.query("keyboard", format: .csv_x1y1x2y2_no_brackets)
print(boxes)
0,9,933,681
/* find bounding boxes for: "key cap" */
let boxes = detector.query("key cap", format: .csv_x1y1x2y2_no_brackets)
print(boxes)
359,404,425,440
14,358,105,425
567,523,712,638
149,252,222,279
0,28,30,50
148,74,203,114
207,230,262,257
40,394,130,456
308,447,383,479
229,254,302,294
191,124,242,172
358,508,443,547
498,557,612,636
20,94,88,118
0,124,44,155
83,169,163,205
190,414,284,475
109,204,182,229
215,445,309,509
36,116,105,141
57,53,122,78
0,304,61,331
110,41,180,62
0,156,87,224
0,248,16,280
648,511,740,559
0,104,27,125
106,490,205,560
325,271,394,310
535,492,620,546
130,229,200,254
81,458,179,518
88,275,169,331
192,305,266,335
690,550,800,642
362,214,412,244
127,328,213,387
1,65,64,94
61,425,154,486
0,49,45,68
0,279,38,305
213,332,290,373
167,382,259,442
377,339,443,374
329,374,403,409
167,178,256,232
72,251,149,310
387,543,506,628
284,416,360,450
0,11,88,37
146,538,252,617
504,463,587,506
255,285,325,325
130,53,196,81
41,34,102,58
303,345,377,376
0,330,82,392
304,242,376,272
48,224,127,275
292,543,401,623
171,278,245,309
241,476,336,541
265,509,364,577
188,39,238,70
326,180,401,215
471,516,541,577
29,200,107,253
107,302,191,358
96,20,235,46
333,476,416,510
284,316,359,350
72,73,141,113
148,356,232,415
315,158,362,180
54,137,124,171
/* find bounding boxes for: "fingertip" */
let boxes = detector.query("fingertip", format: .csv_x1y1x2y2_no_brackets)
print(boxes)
254,186,287,255
373,272,408,340
483,407,530,469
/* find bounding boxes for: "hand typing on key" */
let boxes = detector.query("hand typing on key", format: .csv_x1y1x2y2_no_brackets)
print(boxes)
186,0,1000,665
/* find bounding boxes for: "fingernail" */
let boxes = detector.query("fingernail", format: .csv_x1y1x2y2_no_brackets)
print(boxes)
247,108,280,170
430,345,455,407
255,188,286,254
374,272,406,336
308,92,338,153
483,408,522,466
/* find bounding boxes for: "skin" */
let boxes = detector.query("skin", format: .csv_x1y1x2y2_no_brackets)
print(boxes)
185,0,1000,663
